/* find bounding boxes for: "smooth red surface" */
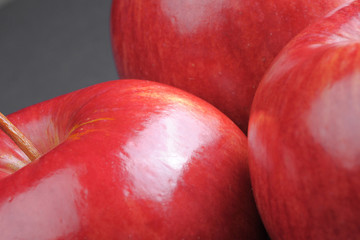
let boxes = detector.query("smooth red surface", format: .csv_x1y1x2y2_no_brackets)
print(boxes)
110,0,353,132
0,80,266,239
249,2,360,239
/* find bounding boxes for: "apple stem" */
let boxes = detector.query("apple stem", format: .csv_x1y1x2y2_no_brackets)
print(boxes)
0,112,41,162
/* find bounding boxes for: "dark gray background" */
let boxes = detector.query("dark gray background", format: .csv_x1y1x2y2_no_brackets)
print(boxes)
0,0,118,115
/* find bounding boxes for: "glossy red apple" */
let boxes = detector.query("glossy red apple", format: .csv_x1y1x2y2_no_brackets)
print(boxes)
248,2,360,239
110,0,353,132
0,80,266,239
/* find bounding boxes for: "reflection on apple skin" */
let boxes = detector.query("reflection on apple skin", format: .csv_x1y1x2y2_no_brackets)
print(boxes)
160,0,229,35
119,107,219,203
306,73,360,169
0,80,267,239
0,168,83,240
249,3,360,239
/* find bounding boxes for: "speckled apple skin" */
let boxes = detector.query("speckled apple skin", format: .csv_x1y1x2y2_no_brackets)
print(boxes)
111,0,353,132
249,2,360,239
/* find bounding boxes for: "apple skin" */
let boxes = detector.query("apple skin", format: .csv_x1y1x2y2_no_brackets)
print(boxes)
0,80,266,239
110,0,353,132
248,2,360,239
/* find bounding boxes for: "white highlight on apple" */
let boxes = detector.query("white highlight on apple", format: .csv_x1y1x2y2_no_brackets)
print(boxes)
118,108,218,202
306,72,360,169
161,0,228,34
0,168,84,239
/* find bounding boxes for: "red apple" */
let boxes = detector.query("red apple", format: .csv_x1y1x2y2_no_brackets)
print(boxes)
110,0,353,132
0,80,266,239
248,2,360,239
